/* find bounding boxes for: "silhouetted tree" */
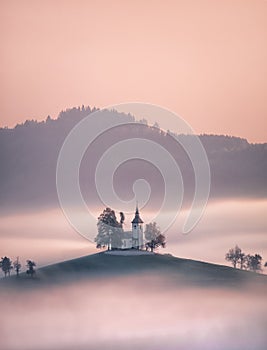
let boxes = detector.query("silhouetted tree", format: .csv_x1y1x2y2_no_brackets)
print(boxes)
145,222,160,242
146,234,166,252
225,245,243,268
0,256,13,277
13,257,21,276
139,118,148,125
145,222,166,252
246,254,262,272
26,260,36,277
46,115,52,123
95,208,123,250
119,212,125,226
238,251,247,270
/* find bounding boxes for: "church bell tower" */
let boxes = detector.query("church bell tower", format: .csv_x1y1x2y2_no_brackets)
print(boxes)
131,205,144,249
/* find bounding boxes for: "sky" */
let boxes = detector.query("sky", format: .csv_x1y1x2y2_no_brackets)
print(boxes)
0,0,266,143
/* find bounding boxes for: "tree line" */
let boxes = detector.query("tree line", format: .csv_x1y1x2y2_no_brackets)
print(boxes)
225,245,266,272
1,105,266,215
0,257,36,278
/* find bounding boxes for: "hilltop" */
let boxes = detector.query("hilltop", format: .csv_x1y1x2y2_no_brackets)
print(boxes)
2,252,267,289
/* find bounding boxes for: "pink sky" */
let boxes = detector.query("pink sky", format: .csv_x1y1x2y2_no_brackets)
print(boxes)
0,0,266,142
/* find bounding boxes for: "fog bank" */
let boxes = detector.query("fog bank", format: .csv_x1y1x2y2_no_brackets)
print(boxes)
1,275,266,350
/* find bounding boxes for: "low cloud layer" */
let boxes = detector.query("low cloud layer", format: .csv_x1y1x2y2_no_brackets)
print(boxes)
1,275,266,350
1,199,266,269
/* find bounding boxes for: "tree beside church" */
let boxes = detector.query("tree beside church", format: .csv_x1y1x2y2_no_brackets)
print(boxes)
95,208,123,250
144,222,166,252
96,206,163,251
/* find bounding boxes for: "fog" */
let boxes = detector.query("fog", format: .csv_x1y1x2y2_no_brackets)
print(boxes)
1,274,266,350
0,199,266,269
1,199,267,349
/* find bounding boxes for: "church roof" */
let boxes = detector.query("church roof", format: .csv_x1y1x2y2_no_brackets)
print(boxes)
131,206,144,224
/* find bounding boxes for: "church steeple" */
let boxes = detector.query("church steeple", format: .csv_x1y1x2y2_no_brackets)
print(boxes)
131,204,144,224
131,204,144,249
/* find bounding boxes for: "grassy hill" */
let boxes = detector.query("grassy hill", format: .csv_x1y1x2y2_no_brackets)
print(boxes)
2,252,267,289
1,251,267,350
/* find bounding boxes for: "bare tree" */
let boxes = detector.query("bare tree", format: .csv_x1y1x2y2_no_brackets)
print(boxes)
13,257,22,276
239,252,247,270
246,254,262,272
225,245,243,268
145,222,166,252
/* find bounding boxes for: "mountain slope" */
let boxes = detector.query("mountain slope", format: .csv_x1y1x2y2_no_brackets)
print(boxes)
1,106,267,212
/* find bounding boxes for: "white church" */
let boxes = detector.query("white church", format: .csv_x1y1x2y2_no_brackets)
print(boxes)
118,206,144,250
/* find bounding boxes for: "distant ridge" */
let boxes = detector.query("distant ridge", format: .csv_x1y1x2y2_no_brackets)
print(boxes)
0,106,266,212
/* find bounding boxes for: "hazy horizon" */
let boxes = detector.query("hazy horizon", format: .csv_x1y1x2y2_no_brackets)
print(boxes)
1,198,266,271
